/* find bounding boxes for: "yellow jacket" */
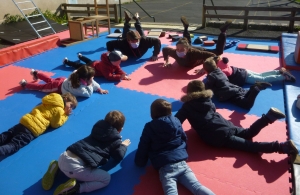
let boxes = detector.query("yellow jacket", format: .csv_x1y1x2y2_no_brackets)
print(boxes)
20,93,68,137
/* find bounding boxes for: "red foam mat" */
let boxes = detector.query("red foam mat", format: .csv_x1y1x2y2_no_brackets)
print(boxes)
117,53,281,100
133,110,290,195
0,65,53,100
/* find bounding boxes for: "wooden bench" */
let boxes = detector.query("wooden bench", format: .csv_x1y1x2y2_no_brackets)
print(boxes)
61,3,118,23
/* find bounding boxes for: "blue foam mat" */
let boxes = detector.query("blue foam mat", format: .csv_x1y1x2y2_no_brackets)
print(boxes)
0,32,288,195
281,33,299,67
284,70,300,153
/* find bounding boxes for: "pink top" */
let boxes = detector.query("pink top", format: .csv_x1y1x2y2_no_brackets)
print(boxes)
217,58,233,76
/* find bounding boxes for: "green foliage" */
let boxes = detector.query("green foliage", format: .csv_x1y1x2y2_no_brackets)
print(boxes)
2,9,67,24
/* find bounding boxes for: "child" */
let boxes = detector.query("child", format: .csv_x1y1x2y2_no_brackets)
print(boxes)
20,65,108,97
106,11,161,61
175,80,298,155
135,99,215,195
64,50,131,81
196,56,296,86
41,110,131,195
0,92,77,156
203,57,272,110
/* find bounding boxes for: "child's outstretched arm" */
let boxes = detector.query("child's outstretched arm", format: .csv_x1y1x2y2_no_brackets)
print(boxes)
110,139,130,162
135,125,151,167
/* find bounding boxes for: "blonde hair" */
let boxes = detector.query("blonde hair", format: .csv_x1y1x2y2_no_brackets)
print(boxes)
203,57,218,73
105,110,125,131
69,65,95,88
61,92,78,108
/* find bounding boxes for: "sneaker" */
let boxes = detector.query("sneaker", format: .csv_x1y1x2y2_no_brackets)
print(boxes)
30,69,38,81
180,16,189,29
279,140,299,154
54,178,80,195
133,12,140,22
219,20,232,33
254,81,272,90
77,53,82,58
124,10,132,22
63,57,68,66
265,107,286,123
19,79,27,88
280,69,296,82
42,160,59,190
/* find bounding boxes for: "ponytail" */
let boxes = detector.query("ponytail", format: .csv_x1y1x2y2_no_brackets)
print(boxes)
69,65,95,89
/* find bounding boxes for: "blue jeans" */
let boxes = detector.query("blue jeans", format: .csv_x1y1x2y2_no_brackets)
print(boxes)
246,70,284,84
159,161,215,195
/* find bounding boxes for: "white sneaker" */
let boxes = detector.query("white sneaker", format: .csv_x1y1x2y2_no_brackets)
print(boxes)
78,53,82,58
63,57,68,66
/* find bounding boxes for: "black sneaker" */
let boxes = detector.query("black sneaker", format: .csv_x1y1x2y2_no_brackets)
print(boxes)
254,81,272,90
30,69,38,81
282,70,296,82
19,79,27,88
124,11,132,22
219,20,232,33
133,12,140,22
279,140,299,154
180,16,189,29
265,107,286,123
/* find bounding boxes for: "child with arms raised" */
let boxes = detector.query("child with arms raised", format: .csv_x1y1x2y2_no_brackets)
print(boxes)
135,99,215,195
42,110,131,195
0,92,77,156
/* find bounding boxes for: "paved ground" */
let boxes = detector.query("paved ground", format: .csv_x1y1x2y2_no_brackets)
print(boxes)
113,0,299,40
120,0,300,25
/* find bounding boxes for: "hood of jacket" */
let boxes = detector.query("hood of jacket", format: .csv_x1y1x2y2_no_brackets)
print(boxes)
91,119,122,142
42,93,64,108
101,52,113,66
181,90,213,103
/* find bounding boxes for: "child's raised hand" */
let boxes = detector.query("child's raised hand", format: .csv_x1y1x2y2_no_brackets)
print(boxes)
122,139,131,146
124,76,131,81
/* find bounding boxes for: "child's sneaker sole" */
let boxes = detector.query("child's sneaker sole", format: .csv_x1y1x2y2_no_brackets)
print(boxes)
42,160,59,190
54,178,77,195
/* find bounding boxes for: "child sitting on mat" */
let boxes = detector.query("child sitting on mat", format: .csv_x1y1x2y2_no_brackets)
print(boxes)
175,80,299,155
135,99,215,195
42,110,131,195
64,50,131,81
0,92,77,156
195,56,296,86
20,65,108,97
203,57,272,110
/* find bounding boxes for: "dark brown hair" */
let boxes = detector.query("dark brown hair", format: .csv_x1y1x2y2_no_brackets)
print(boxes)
61,92,78,108
176,37,190,48
69,65,95,88
150,99,172,119
105,110,125,131
187,80,205,94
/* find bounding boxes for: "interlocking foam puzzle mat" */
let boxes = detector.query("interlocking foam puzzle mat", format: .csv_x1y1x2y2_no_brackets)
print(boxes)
0,29,297,195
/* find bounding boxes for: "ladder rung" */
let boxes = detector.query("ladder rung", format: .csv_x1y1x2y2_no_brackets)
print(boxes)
31,21,46,25
27,14,41,18
16,1,31,4
22,8,36,11
36,27,51,32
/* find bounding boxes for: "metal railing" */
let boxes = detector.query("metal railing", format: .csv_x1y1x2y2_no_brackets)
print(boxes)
202,5,300,32
118,0,155,22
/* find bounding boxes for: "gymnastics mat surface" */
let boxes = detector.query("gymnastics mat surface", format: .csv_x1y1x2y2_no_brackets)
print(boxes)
281,33,300,70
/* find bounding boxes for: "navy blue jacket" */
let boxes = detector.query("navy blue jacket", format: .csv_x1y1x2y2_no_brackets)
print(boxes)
205,68,248,102
67,120,127,168
135,115,188,170
228,66,247,87
175,90,236,147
